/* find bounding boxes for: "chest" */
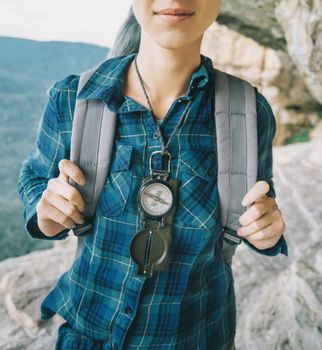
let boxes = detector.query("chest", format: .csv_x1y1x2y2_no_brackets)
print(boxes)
116,91,216,172
96,91,221,234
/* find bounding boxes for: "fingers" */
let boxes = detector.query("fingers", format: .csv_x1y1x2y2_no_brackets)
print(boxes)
47,177,85,213
239,196,277,226
237,208,279,239
242,180,270,207
44,189,85,225
37,199,77,229
58,159,86,186
35,159,88,235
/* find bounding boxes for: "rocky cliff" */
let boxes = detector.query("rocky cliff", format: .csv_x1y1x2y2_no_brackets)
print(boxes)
1,140,321,350
217,0,322,105
201,17,322,146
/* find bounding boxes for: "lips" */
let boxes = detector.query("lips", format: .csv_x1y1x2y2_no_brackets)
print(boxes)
153,8,194,16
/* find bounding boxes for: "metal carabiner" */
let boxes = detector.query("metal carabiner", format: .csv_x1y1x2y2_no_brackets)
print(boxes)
149,150,172,177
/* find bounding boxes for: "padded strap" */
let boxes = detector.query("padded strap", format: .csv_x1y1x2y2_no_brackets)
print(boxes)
213,68,257,263
70,69,117,260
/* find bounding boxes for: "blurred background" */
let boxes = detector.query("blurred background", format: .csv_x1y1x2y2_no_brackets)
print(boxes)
1,0,322,349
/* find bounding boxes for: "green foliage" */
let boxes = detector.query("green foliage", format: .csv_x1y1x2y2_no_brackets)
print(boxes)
286,105,322,144
0,37,108,261
285,127,311,144
317,106,322,119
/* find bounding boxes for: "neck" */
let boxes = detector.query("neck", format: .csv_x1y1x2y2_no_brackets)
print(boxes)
130,32,203,102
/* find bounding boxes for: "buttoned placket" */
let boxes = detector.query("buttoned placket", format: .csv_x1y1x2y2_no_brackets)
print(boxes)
103,62,209,347
109,94,195,349
109,270,146,349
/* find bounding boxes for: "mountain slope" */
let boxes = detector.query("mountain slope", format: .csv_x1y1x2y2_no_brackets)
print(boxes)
0,36,109,260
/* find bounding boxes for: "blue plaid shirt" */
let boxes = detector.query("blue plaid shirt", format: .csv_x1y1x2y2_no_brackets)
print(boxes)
17,53,288,349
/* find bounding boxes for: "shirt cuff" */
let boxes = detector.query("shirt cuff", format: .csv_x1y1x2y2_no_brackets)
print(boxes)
242,233,288,257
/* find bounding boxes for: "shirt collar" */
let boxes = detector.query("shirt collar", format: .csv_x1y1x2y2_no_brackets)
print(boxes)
77,52,214,113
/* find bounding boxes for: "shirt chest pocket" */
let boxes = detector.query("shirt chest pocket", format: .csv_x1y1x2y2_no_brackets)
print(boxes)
176,149,220,232
97,143,133,217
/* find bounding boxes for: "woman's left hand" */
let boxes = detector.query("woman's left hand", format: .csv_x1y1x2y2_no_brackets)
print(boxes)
237,180,286,250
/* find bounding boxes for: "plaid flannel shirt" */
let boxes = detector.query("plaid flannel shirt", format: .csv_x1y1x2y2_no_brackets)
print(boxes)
17,53,288,349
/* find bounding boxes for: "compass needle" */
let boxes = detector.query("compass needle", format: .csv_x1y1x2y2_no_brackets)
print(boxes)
143,230,153,268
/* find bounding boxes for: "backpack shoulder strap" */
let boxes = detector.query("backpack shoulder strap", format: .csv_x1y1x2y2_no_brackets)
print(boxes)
213,67,258,265
69,68,117,260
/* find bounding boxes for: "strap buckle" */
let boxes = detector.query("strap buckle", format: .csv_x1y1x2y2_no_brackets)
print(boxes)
222,227,242,246
72,219,92,237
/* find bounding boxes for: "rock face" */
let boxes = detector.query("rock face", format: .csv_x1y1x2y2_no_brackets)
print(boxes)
0,238,77,350
233,140,322,349
217,0,322,105
201,21,322,146
1,141,322,349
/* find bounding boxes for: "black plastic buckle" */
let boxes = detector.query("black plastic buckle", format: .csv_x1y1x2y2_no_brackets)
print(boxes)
72,219,93,237
223,228,242,246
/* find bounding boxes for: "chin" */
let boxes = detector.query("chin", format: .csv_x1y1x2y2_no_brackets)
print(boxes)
153,35,197,51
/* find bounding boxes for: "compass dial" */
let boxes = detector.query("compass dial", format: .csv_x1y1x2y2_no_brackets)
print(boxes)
140,182,173,216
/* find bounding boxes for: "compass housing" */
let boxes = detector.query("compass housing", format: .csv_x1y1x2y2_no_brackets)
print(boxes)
137,177,174,218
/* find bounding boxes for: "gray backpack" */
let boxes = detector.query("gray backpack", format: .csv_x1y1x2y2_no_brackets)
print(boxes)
69,65,257,268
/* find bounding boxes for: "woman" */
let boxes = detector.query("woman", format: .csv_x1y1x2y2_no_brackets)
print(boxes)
17,1,288,349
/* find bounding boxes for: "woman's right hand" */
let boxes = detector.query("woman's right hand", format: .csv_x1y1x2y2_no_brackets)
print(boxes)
36,159,86,237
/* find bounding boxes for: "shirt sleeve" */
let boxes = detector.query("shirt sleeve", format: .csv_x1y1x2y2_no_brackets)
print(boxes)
241,87,288,257
16,77,77,240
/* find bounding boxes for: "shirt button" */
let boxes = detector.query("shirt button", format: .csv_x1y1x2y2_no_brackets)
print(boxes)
113,343,118,350
153,132,159,139
178,98,182,103
207,169,214,177
124,306,133,315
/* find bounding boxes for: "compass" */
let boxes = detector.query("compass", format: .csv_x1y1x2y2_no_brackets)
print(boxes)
130,150,179,277
138,178,174,218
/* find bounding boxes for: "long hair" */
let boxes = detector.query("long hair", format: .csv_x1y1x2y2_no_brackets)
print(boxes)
108,6,141,58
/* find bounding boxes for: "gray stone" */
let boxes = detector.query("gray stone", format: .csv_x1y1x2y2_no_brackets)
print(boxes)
0,238,77,350
217,0,322,104
233,140,322,349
